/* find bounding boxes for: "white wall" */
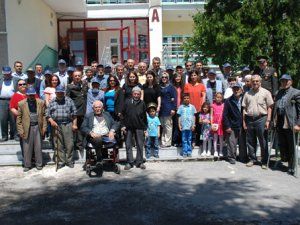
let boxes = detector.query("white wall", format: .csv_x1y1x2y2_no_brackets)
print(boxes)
6,0,57,68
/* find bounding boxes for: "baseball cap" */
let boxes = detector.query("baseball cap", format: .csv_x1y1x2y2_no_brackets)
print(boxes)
44,70,52,75
91,78,100,84
223,63,231,68
104,64,111,68
26,67,35,73
55,85,65,93
26,87,36,95
242,66,250,72
2,66,12,74
208,69,217,76
279,74,292,81
166,65,174,71
58,59,66,64
232,83,242,89
67,66,75,72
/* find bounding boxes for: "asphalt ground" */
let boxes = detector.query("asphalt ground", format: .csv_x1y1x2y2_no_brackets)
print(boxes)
0,161,299,225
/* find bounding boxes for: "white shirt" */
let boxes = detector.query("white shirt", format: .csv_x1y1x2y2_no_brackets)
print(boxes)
12,72,27,80
0,79,15,98
92,116,109,136
54,71,68,88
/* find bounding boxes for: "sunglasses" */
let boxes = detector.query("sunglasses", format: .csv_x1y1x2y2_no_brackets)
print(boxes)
18,83,26,86
162,76,168,79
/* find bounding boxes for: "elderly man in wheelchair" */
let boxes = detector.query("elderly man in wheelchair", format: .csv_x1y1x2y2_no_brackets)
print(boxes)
81,100,120,176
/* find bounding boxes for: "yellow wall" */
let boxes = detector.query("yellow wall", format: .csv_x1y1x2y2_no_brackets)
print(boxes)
162,21,194,36
6,0,58,68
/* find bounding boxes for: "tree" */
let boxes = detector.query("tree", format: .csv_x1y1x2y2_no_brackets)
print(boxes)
185,0,300,81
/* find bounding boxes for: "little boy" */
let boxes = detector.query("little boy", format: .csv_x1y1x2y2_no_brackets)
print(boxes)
177,93,196,157
145,103,161,159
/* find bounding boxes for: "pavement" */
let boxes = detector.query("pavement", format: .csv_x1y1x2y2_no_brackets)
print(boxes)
0,161,300,225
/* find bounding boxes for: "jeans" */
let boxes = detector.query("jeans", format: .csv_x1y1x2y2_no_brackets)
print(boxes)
182,130,192,155
0,99,16,139
146,136,159,158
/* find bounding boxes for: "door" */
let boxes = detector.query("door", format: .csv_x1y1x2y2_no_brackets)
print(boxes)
68,30,85,64
120,26,130,63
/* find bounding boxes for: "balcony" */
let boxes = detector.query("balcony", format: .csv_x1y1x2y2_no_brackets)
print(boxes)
86,0,149,4
162,0,206,4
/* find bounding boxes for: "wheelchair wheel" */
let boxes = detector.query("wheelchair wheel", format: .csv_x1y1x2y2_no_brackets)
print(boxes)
114,164,121,174
95,162,103,177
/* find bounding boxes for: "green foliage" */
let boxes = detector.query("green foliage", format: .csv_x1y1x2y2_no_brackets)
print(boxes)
185,0,300,82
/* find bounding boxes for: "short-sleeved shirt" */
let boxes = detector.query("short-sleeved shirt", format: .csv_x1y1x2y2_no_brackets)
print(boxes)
183,83,206,112
242,87,274,116
46,96,77,124
177,103,196,130
147,115,161,137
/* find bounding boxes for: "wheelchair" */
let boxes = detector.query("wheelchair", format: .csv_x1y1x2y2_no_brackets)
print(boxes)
85,138,121,177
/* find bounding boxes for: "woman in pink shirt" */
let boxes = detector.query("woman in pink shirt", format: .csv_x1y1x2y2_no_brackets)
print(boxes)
44,74,60,106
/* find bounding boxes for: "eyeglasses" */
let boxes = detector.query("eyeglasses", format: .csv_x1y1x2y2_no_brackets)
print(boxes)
18,83,26,86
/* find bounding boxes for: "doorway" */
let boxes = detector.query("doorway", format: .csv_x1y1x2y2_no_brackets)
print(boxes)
86,31,98,65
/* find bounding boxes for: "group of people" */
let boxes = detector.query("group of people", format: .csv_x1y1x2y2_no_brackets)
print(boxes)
0,55,299,175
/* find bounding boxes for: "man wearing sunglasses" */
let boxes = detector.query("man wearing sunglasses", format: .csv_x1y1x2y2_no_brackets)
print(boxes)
0,66,19,142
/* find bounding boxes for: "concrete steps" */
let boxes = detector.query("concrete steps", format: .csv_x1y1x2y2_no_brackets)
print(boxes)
0,140,214,166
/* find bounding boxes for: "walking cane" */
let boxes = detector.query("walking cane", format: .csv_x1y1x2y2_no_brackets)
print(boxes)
55,127,59,172
291,99,299,177
267,128,276,168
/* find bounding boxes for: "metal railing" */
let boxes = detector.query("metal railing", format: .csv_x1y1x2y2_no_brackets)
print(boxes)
162,43,186,66
86,0,149,4
162,0,206,3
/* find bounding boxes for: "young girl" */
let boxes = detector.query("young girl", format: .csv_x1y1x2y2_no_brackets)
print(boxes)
199,102,212,156
211,92,224,157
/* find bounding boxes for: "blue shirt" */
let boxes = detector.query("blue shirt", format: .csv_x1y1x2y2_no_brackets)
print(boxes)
177,104,196,130
95,74,109,90
86,89,104,114
147,114,161,137
104,90,115,113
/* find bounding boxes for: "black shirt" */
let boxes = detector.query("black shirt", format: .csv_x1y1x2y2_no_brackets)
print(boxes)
142,84,161,106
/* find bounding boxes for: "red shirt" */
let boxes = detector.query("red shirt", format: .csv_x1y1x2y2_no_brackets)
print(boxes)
184,82,206,112
9,92,27,111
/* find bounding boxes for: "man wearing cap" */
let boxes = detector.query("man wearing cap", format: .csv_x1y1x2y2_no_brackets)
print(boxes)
242,75,274,169
39,70,52,100
86,78,104,115
46,85,77,168
35,63,44,80
0,66,19,142
17,87,47,172
25,67,41,96
165,65,175,82
218,63,233,89
75,59,84,73
223,83,244,164
67,66,75,84
204,69,224,104
274,74,300,175
95,64,109,90
54,59,68,88
253,56,278,96
121,86,147,170
12,61,27,80
66,70,88,152
137,62,147,85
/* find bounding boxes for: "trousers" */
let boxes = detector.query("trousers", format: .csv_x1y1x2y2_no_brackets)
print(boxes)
23,125,42,168
125,129,144,165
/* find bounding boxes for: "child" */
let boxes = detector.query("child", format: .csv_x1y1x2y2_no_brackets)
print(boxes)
199,102,212,156
211,92,224,157
177,93,196,157
145,103,161,159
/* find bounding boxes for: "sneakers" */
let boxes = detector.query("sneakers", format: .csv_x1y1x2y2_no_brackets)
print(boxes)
136,163,146,170
219,151,223,157
213,151,218,157
261,164,268,170
36,166,43,170
207,151,211,156
200,152,206,157
124,163,133,170
246,161,254,167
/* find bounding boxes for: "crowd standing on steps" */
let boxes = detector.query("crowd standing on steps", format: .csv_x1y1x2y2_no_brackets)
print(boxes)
0,55,299,176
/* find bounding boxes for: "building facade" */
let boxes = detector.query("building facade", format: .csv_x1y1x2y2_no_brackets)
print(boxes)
1,0,205,69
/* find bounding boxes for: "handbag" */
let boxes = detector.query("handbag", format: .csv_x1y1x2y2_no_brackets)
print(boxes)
211,123,219,131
